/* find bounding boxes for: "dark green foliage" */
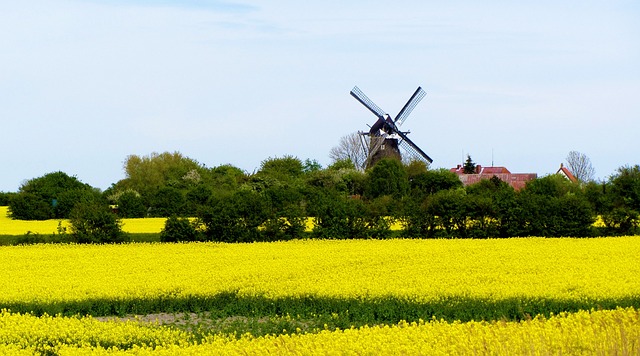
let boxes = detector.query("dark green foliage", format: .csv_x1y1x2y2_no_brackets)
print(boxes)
462,154,476,174
401,197,435,238
403,172,597,239
599,165,640,235
465,177,518,238
307,188,393,239
366,158,408,199
54,188,103,219
0,192,14,205
116,191,147,218
149,186,185,217
601,207,638,235
5,150,640,240
262,185,306,240
424,189,469,238
522,174,581,198
160,216,201,242
583,181,609,216
306,189,354,238
409,168,463,198
198,191,269,243
609,165,640,211
8,171,97,220
184,185,214,216
516,175,595,237
360,196,394,239
8,193,53,220
302,158,322,173
68,202,128,243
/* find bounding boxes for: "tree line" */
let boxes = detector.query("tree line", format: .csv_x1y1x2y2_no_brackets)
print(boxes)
1,151,639,242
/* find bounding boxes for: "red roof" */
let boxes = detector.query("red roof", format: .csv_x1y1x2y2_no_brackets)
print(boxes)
450,165,511,174
556,163,578,183
450,164,537,190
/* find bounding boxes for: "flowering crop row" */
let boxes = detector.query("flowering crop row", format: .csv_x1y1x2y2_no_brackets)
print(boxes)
2,237,639,322
1,308,638,355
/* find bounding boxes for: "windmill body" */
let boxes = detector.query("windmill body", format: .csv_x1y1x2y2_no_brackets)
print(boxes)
350,86,433,169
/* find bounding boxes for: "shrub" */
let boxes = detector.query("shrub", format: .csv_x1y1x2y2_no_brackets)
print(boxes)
149,186,185,217
117,191,147,218
69,202,129,244
366,158,409,199
8,193,53,220
8,171,97,220
0,192,14,206
161,216,201,242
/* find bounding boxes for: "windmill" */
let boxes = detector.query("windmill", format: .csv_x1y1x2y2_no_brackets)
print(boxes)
350,86,433,169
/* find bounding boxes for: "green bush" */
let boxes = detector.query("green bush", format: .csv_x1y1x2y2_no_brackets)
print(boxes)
117,191,147,218
149,186,185,217
0,192,14,206
365,158,409,199
160,216,201,242
69,202,129,244
8,193,53,220
8,171,97,220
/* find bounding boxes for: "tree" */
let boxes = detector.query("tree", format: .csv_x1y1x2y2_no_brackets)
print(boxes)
68,202,128,243
0,192,13,206
120,151,206,197
8,171,99,220
424,189,469,238
462,155,476,174
149,186,185,217
116,190,147,218
602,165,640,234
329,132,368,171
161,216,201,242
518,175,595,237
198,190,269,243
408,168,463,199
303,159,322,173
256,155,304,184
565,151,595,183
365,158,409,199
609,165,640,211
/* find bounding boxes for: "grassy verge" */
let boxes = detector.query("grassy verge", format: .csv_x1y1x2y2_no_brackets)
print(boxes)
4,293,640,337
0,233,161,245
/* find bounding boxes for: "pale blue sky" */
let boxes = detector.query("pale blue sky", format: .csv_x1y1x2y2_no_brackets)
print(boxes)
1,1,638,191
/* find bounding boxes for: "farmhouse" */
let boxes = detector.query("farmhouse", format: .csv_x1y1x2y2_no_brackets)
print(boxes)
450,164,537,190
556,163,578,183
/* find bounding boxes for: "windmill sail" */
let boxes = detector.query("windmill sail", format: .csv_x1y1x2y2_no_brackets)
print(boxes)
396,130,433,164
350,86,385,119
393,87,426,127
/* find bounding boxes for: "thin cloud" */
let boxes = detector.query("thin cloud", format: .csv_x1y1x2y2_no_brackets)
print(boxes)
88,0,257,12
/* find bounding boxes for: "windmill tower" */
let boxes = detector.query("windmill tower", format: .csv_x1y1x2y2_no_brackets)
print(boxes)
350,86,433,169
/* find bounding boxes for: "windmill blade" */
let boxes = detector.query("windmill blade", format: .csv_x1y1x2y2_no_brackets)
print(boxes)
395,130,433,164
393,87,426,127
350,86,386,119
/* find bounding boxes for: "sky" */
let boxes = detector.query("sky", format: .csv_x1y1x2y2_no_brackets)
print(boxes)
1,1,639,192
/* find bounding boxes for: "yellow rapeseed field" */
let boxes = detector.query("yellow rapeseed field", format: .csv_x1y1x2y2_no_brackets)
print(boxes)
0,206,165,235
2,238,639,308
1,238,639,353
0,308,638,354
